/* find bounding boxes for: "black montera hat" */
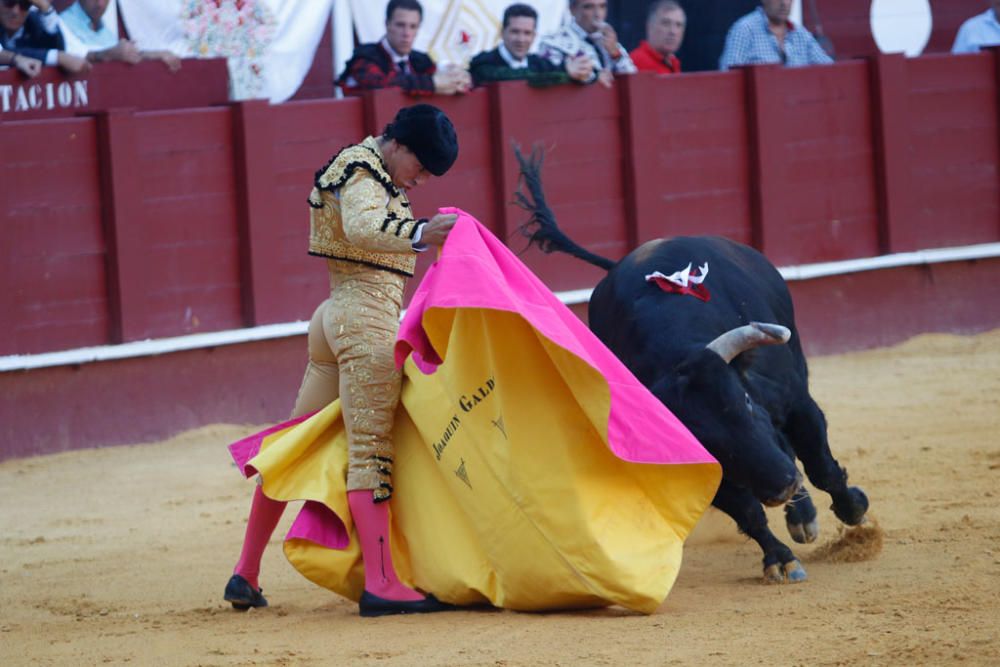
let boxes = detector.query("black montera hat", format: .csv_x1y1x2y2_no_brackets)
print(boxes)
384,104,459,177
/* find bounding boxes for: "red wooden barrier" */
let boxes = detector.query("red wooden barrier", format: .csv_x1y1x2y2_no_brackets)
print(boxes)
745,61,880,266
125,108,243,340
96,109,143,344
0,59,228,120
903,53,1000,250
790,259,1000,354
869,52,909,254
622,71,752,245
2,53,999,358
491,81,629,291
0,116,108,354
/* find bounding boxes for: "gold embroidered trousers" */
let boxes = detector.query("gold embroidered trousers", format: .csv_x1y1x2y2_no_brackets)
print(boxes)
291,261,406,500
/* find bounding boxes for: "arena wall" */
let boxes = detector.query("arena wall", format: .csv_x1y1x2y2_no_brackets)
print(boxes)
2,51,999,459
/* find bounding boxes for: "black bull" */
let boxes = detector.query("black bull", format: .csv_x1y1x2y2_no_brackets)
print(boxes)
515,148,869,583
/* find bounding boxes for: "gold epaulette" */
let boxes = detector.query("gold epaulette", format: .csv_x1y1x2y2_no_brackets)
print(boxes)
313,140,399,200
307,137,420,277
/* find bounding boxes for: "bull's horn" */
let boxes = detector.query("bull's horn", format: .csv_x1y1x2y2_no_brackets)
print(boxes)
705,322,791,363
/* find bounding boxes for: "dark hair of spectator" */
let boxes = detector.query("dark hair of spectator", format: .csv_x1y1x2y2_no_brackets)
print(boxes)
386,0,423,23
647,0,684,23
503,3,538,29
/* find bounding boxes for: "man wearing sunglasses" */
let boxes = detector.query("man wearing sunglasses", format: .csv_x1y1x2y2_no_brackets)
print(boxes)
1,0,90,74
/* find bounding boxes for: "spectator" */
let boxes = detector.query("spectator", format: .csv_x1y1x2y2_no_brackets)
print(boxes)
337,0,470,96
630,0,686,75
539,0,636,88
469,3,592,87
0,0,89,73
952,1,1000,54
59,0,181,71
719,0,832,71
0,43,42,76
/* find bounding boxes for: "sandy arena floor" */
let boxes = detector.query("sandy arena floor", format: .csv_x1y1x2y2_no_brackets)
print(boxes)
2,330,999,666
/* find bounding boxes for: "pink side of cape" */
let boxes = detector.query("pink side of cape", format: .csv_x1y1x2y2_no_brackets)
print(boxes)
227,412,350,551
395,209,716,466
228,412,314,476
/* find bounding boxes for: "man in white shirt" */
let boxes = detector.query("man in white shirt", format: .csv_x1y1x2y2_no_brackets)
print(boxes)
952,1,1000,54
59,0,181,71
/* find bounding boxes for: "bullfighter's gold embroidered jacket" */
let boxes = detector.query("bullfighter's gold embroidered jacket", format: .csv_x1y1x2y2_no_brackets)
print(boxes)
308,136,424,276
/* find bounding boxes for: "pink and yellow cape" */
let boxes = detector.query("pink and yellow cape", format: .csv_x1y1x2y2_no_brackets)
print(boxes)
229,209,721,613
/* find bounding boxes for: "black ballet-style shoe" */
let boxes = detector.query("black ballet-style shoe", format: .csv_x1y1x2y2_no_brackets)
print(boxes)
224,574,268,611
358,591,457,617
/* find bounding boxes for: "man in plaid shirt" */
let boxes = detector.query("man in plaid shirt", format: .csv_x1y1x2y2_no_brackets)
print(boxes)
337,0,470,96
719,0,832,71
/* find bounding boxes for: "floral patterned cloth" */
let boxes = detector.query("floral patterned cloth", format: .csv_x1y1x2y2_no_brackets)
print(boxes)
181,0,276,100
117,0,333,102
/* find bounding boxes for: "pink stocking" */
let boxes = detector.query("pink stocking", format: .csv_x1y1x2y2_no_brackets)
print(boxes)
233,485,286,590
347,490,424,601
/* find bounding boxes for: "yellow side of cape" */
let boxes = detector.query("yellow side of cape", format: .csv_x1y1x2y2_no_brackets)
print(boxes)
250,308,721,613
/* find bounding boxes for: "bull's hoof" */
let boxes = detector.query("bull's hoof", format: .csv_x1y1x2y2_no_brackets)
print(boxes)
832,486,869,526
763,564,784,584
787,519,819,544
784,560,808,582
785,489,819,543
762,560,807,584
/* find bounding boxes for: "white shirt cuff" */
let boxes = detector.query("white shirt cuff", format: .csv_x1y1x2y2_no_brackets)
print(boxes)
45,50,59,66
411,221,428,252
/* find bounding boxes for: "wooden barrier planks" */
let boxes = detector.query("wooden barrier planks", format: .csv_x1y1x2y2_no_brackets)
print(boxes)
745,61,880,266
904,53,1000,249
1,117,108,355
1,53,999,357
622,70,752,245
130,108,243,340
492,81,629,291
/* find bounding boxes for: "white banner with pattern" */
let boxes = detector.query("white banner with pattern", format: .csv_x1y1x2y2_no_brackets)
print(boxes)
116,0,334,103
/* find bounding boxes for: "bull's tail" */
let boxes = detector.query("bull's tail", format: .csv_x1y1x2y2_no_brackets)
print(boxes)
513,144,616,272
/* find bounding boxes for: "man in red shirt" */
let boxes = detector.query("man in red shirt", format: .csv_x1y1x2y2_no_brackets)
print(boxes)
630,0,685,75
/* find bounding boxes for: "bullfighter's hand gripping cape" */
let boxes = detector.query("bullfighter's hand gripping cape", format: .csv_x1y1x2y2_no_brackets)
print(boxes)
228,209,722,613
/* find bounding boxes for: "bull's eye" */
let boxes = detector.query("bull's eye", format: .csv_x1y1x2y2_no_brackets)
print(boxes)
745,392,753,413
